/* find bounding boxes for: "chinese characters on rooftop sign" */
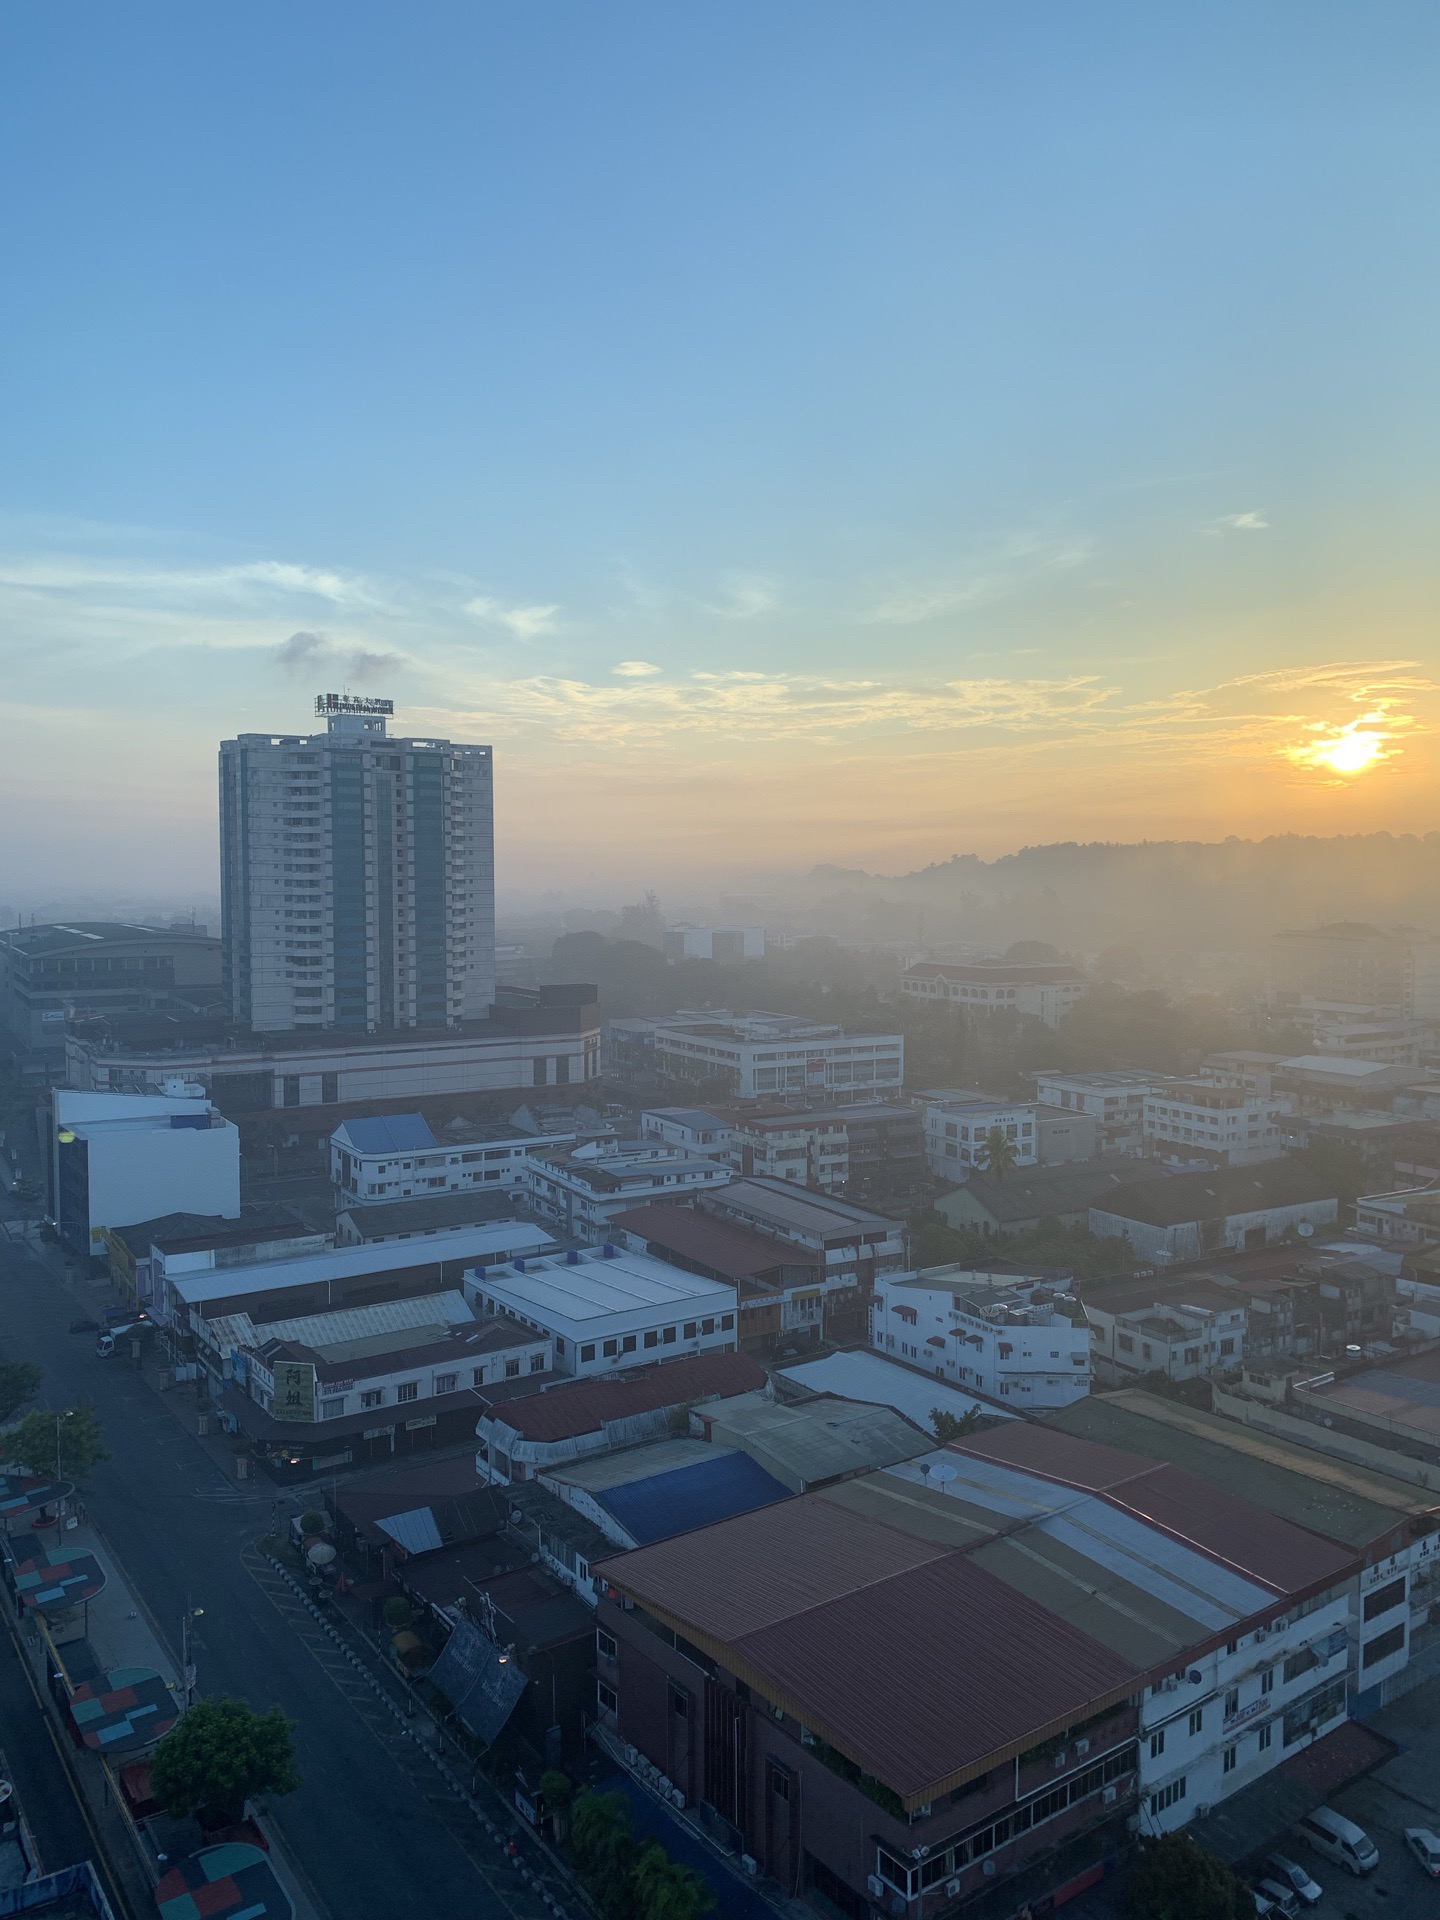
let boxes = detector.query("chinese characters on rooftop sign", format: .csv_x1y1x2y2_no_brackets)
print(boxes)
315,693,394,716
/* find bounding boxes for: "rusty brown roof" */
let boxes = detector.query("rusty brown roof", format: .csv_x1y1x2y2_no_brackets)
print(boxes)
951,1423,1356,1596
610,1204,818,1283
479,1350,766,1443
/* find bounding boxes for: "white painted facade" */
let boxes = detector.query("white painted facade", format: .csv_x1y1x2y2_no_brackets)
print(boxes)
52,1087,240,1254
330,1121,571,1204
916,1093,1037,1175
901,963,1089,1028
1033,1071,1157,1154
871,1269,1091,1407
1143,1080,1289,1167
617,1011,903,1100
1086,1298,1248,1384
524,1141,731,1244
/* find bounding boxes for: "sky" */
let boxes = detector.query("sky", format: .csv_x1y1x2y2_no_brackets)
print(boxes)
2,2,1438,906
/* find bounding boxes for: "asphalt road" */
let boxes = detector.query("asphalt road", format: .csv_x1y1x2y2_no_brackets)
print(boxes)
0,1224,530,1920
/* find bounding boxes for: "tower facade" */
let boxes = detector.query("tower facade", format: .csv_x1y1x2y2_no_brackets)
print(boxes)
220,696,495,1033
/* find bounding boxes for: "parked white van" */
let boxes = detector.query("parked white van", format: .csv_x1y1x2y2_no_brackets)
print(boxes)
1294,1808,1379,1876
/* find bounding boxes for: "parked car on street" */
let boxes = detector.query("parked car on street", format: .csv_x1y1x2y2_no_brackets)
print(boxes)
1404,1827,1440,1878
1263,1854,1322,1906
1294,1808,1379,1876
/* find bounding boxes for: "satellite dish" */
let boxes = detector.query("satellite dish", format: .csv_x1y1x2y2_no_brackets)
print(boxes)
1297,1222,1314,1238
927,1462,958,1483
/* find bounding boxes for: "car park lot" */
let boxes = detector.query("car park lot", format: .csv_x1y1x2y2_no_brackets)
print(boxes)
1274,1678,1440,1920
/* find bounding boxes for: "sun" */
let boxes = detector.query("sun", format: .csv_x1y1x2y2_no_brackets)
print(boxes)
1285,716,1392,779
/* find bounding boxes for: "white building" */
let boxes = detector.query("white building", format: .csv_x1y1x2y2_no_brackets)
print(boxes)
1085,1296,1249,1385
51,1086,240,1259
65,989,602,1111
901,962,1089,1028
610,1010,903,1100
1033,1070,1157,1154
220,696,495,1033
525,1140,732,1244
871,1267,1091,1407
1143,1079,1289,1168
1353,1187,1440,1251
913,1090,1037,1176
662,926,765,963
330,1111,572,1205
640,1107,733,1156
465,1245,738,1377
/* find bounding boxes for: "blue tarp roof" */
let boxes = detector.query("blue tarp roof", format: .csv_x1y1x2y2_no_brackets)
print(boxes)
597,1450,789,1546
335,1113,437,1154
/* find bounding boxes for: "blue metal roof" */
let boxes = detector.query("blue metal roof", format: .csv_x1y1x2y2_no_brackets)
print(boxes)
598,1450,789,1546
336,1113,438,1154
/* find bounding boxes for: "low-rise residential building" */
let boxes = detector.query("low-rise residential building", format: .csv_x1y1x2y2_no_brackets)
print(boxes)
639,1106,734,1156
330,1111,572,1206
49,1086,240,1259
901,960,1090,1027
936,1161,1142,1235
610,1203,829,1351
1034,1070,1157,1154
524,1139,731,1243
1087,1296,1248,1386
915,1090,1038,1176
608,1009,903,1100
703,1176,906,1295
1310,1014,1430,1066
1036,1104,1100,1164
641,1101,925,1192
465,1244,738,1378
1142,1080,1289,1168
873,1267,1091,1407
1089,1159,1339,1263
597,1420,1358,1919
1353,1186,1440,1250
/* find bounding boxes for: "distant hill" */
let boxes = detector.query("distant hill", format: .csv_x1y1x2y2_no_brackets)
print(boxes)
793,832,1440,955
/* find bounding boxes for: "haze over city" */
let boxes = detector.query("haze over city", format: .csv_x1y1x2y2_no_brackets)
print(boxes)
5,12,1440,1920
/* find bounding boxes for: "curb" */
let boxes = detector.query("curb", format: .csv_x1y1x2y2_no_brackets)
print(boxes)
266,1557,574,1917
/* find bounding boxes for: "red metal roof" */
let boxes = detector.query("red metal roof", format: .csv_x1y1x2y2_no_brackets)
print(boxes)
479,1351,766,1443
609,1204,818,1282
951,1424,1356,1597
601,1488,1140,1802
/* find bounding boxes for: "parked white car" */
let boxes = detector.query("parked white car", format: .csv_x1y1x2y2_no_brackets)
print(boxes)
1263,1854,1322,1906
1404,1827,1440,1878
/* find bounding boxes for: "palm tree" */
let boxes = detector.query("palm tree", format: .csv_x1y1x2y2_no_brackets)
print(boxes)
979,1126,1019,1183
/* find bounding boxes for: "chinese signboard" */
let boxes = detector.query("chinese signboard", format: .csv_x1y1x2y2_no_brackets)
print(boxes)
314,693,394,716
272,1360,317,1423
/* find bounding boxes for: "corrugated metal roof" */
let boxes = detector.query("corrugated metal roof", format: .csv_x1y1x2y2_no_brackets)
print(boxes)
610,1204,816,1282
205,1289,476,1355
481,1352,767,1443
729,1551,1139,1803
699,1392,931,1490
1092,1156,1333,1228
953,1424,1359,1594
596,1450,790,1546
777,1350,1014,1432
376,1506,445,1554
172,1221,553,1304
1044,1392,1423,1549
334,1112,438,1154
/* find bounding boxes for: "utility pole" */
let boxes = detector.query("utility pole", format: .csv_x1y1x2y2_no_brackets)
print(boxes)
181,1598,203,1705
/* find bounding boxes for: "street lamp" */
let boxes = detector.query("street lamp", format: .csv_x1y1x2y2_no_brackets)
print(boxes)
181,1601,204,1706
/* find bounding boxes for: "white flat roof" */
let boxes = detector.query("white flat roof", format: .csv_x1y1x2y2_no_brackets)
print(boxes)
473,1248,735,1333
170,1221,554,1305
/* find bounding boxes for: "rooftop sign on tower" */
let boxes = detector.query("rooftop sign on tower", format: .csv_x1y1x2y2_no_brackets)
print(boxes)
314,693,394,717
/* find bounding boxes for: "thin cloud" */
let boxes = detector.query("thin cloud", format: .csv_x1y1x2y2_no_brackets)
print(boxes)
1206,511,1269,535
613,660,663,678
862,535,1092,626
463,595,561,639
272,630,404,681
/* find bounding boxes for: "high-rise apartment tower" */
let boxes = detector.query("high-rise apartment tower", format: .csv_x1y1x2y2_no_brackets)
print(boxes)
220,696,495,1033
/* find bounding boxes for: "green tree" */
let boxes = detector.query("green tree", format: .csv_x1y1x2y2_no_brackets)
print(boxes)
635,1841,715,1920
1126,1831,1251,1920
3,1404,108,1482
0,1362,43,1425
930,1406,1001,1444
979,1127,1019,1181
571,1790,640,1920
150,1697,301,1829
